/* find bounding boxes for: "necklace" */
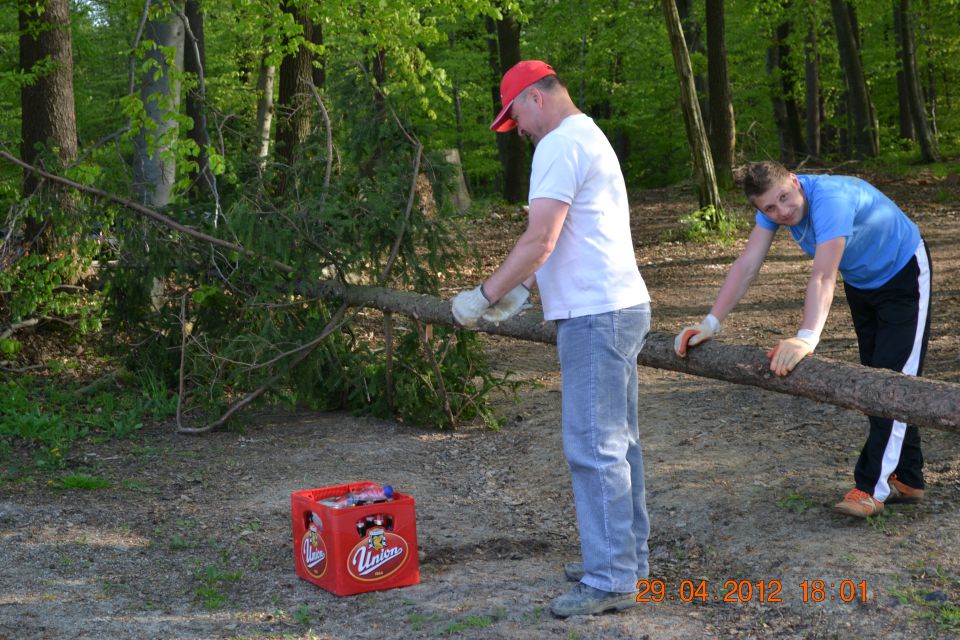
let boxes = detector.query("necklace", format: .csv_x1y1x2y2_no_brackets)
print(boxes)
795,214,813,245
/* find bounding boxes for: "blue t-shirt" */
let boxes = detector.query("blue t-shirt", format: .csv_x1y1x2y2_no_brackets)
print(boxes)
755,174,920,289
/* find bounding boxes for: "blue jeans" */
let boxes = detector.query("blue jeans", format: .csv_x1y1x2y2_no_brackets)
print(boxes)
556,303,651,593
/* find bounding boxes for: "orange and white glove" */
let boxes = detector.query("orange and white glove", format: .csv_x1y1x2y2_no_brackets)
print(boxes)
767,330,819,376
482,284,530,324
451,285,491,327
674,314,720,357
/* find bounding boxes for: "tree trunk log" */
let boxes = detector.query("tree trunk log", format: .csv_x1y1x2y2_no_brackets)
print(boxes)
308,280,960,432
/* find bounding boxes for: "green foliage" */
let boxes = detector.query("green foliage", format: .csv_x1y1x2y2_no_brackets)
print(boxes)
105,69,510,432
674,205,744,242
194,562,243,610
0,371,178,475
363,326,519,430
775,491,815,515
55,473,111,490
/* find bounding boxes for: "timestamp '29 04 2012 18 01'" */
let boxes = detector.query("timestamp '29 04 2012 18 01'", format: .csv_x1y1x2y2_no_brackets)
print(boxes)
635,579,869,604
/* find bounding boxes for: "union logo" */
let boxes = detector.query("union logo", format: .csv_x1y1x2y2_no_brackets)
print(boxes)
301,522,328,579
347,530,408,581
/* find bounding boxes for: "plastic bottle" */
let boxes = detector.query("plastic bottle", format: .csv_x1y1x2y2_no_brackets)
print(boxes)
322,484,395,509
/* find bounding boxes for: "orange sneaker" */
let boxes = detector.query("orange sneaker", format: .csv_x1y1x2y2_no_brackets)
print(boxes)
833,489,884,518
887,474,925,504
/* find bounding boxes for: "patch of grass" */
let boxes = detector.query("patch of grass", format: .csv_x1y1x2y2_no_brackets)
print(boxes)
291,604,311,626
169,534,194,550
775,491,816,514
442,614,497,634
0,370,179,475
405,612,440,631
866,509,892,534
889,564,960,634
55,473,111,490
120,478,153,492
194,563,243,610
666,205,747,243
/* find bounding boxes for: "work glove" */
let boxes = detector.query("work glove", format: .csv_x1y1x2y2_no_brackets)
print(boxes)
482,283,530,324
451,285,491,327
674,314,720,357
767,334,817,376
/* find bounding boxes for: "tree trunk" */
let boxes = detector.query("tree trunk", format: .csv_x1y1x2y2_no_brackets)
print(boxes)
18,0,78,251
182,0,214,201
705,0,735,189
676,0,710,128
276,2,313,171
255,50,276,171
490,12,527,204
804,17,822,160
829,0,878,158
304,280,960,432
661,0,722,213
311,18,325,89
133,7,185,207
897,0,940,162
893,4,916,141
768,19,806,165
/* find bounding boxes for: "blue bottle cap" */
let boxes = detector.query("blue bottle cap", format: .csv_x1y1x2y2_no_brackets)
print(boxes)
383,484,394,498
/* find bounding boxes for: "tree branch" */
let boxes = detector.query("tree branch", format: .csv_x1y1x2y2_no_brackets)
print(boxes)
0,150,295,275
305,280,960,432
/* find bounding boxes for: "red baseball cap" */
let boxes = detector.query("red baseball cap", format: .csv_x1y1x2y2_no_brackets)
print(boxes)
490,60,557,132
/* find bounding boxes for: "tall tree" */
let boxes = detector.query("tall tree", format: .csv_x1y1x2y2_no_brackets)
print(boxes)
896,0,940,162
892,3,915,141
275,1,313,172
255,44,276,172
486,11,526,204
803,6,822,160
18,0,78,251
132,4,185,208
661,0,721,213
181,0,215,201
705,0,735,189
829,0,878,158
768,17,806,164
676,0,709,125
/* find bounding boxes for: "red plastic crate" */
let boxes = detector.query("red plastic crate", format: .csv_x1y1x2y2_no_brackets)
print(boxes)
291,482,420,596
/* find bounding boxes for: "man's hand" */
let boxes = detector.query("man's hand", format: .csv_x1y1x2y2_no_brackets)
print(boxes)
767,337,815,376
482,284,530,324
674,315,720,357
451,285,491,327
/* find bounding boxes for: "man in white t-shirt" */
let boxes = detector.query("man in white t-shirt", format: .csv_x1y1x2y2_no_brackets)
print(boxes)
450,60,652,617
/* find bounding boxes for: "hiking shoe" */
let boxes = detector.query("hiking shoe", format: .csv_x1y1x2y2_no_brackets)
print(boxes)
833,488,884,518
550,583,638,617
887,474,925,504
564,562,585,582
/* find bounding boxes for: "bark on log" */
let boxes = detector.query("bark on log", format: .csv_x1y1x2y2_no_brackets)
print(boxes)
311,280,960,432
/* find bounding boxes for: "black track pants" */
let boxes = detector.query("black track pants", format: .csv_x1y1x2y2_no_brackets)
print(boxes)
844,240,932,501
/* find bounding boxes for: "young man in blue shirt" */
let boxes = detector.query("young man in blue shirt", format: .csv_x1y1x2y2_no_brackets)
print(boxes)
675,160,932,518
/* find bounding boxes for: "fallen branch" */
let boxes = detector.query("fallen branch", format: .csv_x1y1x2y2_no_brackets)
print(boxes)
307,280,960,432
0,318,40,340
4,152,956,431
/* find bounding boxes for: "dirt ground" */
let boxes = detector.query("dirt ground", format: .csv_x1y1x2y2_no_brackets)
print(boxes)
3,169,960,640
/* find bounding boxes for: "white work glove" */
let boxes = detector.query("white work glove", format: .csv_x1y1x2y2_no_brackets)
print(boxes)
767,330,819,376
482,284,530,324
451,285,491,327
674,314,720,357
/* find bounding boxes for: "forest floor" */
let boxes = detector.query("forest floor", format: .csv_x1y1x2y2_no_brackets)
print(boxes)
3,168,960,640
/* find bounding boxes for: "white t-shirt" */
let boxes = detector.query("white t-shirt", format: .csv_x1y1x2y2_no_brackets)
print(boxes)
529,114,649,320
